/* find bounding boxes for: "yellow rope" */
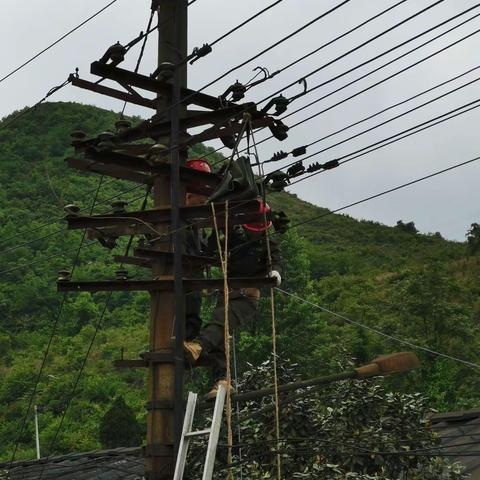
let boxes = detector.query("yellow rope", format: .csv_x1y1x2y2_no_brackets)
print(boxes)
211,202,234,479
251,118,282,480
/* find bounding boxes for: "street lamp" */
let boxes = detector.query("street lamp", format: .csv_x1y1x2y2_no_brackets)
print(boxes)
233,352,420,420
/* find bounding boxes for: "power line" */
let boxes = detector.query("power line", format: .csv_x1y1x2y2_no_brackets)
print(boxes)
276,288,480,370
5,175,105,474
259,0,448,103
280,9,480,125
293,73,480,163
210,0,286,48
208,5,480,162
280,64,480,162
264,0,409,81
288,97,480,185
190,0,444,154
0,0,121,85
36,189,150,473
0,76,72,131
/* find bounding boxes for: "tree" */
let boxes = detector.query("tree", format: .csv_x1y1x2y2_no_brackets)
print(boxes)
186,359,466,479
466,222,480,255
395,220,418,234
99,396,142,448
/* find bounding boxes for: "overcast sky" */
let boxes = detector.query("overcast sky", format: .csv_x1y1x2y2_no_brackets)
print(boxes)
2,0,480,241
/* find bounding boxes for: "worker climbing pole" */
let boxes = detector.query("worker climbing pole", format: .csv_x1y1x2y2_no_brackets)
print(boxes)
57,0,290,478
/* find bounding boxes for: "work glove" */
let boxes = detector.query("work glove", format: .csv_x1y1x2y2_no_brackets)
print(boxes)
269,270,282,287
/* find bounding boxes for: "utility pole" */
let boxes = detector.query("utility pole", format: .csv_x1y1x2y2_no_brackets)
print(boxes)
146,1,188,478
34,405,41,460
60,1,279,476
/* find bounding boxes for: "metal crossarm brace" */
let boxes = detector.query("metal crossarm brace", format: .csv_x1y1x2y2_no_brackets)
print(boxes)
70,75,158,110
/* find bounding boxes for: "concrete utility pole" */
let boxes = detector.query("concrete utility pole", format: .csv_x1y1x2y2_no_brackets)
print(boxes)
146,1,188,479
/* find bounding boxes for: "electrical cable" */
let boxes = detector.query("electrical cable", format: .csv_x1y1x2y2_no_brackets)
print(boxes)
288,98,480,186
0,0,120,85
275,286,480,370
206,6,480,163
36,187,150,475
209,0,286,48
263,0,472,104
264,0,409,81
5,175,105,475
0,76,72,131
279,10,480,125
0,191,147,276
286,73,480,166
265,63,480,165
191,0,449,159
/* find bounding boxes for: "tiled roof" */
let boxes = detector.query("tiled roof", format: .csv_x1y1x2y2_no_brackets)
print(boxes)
430,408,480,479
0,448,144,480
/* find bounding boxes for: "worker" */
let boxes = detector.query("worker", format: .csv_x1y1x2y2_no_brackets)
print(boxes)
184,199,282,399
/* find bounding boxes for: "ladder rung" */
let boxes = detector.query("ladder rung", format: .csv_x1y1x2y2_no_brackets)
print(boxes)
185,428,211,438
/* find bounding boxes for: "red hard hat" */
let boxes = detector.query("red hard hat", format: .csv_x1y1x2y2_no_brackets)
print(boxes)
243,200,272,233
186,159,212,173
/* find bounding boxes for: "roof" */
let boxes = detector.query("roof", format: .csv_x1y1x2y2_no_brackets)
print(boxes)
2,409,480,479
0,448,144,480
430,407,480,479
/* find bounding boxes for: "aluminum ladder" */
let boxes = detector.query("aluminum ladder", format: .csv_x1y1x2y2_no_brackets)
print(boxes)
173,384,226,480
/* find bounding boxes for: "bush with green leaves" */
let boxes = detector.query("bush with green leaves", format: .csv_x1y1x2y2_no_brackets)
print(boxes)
186,359,465,479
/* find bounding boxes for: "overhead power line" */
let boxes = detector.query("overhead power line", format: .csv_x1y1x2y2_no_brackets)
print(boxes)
5,175,106,472
204,5,480,163
254,11,480,158
288,97,480,185
263,0,472,103
264,0,409,81
35,190,150,475
276,288,480,370
0,0,121,86
264,64,480,166
287,74,480,165
210,0,286,48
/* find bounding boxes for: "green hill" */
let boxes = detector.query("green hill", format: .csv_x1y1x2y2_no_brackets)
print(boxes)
0,101,479,461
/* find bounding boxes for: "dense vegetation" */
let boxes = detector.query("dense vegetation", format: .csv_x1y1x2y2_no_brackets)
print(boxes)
0,102,479,470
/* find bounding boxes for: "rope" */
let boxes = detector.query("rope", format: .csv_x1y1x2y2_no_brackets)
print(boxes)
250,121,282,479
211,201,234,478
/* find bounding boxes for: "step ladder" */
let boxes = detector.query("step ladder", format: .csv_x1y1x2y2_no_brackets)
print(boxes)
174,384,226,480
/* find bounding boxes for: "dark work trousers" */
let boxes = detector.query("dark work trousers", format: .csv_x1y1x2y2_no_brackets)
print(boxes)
186,290,202,341
199,290,258,381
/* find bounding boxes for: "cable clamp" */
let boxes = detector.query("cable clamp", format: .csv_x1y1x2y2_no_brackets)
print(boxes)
189,43,212,64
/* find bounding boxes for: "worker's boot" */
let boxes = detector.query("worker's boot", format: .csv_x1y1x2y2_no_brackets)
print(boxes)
183,340,203,365
204,379,232,401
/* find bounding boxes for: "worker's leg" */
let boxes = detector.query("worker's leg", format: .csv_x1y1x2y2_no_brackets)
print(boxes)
199,290,258,381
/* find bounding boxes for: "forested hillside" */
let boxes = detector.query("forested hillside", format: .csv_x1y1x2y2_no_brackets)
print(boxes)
1,102,479,461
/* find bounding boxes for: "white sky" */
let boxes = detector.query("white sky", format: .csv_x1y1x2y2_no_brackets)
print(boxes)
1,0,480,241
